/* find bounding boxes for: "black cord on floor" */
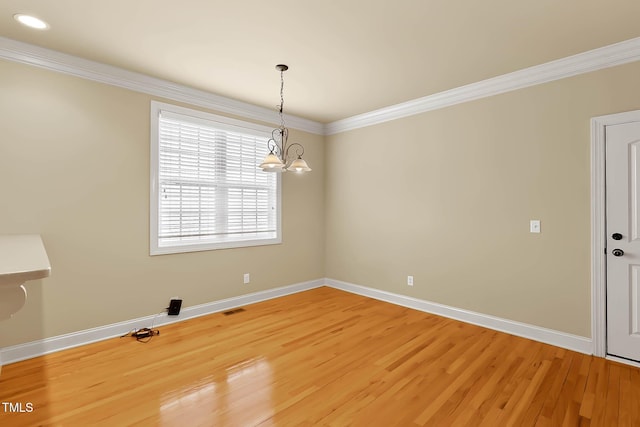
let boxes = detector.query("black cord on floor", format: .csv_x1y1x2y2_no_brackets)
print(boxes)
120,328,160,343
119,310,165,342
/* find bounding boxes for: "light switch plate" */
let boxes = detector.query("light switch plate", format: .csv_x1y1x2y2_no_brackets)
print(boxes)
530,220,541,233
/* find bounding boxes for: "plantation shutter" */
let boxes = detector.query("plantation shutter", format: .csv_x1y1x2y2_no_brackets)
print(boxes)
156,110,278,249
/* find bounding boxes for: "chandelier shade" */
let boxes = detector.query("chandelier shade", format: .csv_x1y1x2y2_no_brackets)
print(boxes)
259,151,285,171
287,157,312,173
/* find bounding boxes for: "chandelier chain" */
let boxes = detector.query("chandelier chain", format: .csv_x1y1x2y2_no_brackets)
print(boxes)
279,69,286,130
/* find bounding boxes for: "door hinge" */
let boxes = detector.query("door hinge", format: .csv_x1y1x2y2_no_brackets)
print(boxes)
604,247,607,255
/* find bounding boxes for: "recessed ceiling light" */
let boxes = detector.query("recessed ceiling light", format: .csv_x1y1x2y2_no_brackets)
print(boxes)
13,14,49,30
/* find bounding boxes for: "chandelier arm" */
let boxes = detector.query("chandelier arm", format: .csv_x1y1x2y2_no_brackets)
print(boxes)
267,137,282,157
285,142,305,162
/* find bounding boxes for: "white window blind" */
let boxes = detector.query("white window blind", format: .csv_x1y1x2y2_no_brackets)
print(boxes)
150,102,280,255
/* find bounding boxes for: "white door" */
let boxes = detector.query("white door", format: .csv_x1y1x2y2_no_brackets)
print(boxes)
607,120,640,362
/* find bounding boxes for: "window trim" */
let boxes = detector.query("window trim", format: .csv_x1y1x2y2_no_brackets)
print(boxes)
149,101,282,255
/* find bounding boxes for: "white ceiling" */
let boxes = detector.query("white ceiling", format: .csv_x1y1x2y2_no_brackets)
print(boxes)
1,0,639,123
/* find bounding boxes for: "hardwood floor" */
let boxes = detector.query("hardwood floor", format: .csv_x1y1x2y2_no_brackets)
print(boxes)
1,286,639,426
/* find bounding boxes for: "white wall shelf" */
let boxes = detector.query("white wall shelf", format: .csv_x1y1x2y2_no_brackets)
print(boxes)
0,234,50,374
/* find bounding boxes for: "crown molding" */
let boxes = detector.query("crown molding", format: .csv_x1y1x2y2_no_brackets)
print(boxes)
325,37,640,135
3,36,640,137
0,36,325,135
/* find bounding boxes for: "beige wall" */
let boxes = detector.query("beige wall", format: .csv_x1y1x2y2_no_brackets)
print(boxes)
0,59,325,348
2,54,640,349
325,61,640,338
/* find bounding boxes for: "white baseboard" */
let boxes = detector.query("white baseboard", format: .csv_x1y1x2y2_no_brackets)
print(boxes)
1,277,595,366
0,278,324,366
325,278,593,355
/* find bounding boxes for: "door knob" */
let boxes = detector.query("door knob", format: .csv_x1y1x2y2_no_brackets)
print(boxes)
612,249,624,257
612,233,623,240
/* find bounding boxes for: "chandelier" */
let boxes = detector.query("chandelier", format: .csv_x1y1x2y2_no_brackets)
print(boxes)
259,64,312,173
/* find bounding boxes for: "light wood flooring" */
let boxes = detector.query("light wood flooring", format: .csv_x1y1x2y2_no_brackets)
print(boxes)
1,286,639,426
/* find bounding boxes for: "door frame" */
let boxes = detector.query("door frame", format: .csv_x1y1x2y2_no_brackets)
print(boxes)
591,109,640,358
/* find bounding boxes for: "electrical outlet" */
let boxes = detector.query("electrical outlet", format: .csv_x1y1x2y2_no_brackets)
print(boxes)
407,275,414,286
243,273,250,284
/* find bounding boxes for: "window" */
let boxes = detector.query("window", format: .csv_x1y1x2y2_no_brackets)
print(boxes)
150,101,281,255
